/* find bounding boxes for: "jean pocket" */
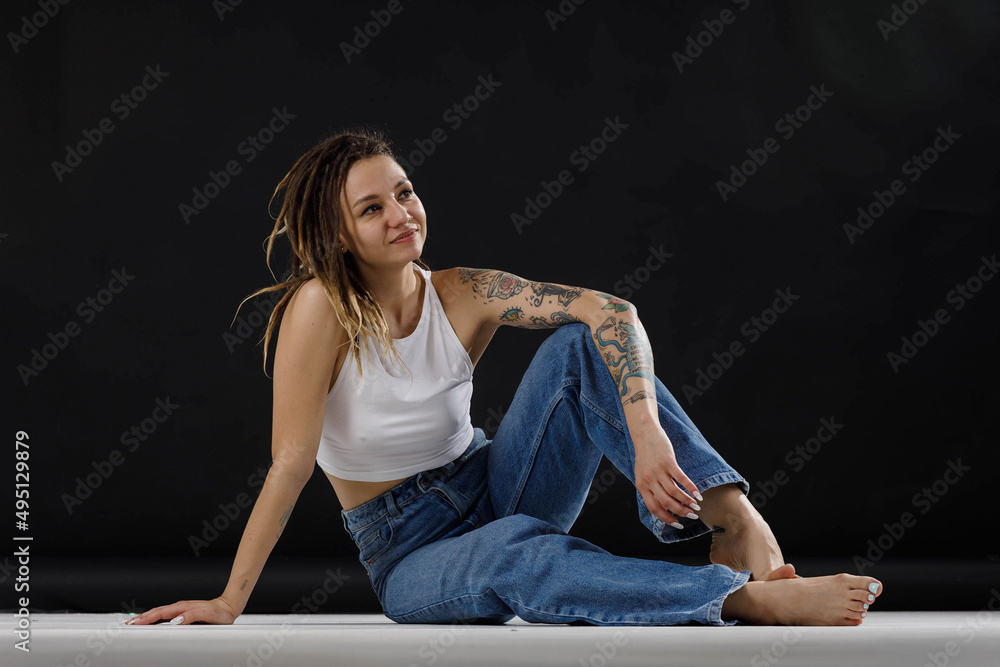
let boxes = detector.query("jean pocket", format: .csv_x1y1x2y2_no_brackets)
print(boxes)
355,518,394,567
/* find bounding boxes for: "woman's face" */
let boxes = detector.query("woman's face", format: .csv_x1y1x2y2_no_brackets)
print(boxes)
339,155,426,267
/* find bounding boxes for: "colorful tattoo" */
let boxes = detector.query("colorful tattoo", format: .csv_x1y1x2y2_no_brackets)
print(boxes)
501,308,524,322
593,315,655,400
596,291,631,313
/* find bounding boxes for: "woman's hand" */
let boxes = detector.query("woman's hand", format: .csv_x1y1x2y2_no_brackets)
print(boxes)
124,596,239,626
632,425,703,528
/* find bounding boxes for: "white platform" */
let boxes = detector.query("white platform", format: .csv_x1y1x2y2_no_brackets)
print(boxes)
3,612,999,666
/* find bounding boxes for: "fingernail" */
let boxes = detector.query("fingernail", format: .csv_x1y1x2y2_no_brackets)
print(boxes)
685,512,699,520
689,503,702,512
868,582,880,595
862,612,867,618
867,594,874,602
670,522,684,530
863,603,869,610
168,615,184,625
695,491,704,502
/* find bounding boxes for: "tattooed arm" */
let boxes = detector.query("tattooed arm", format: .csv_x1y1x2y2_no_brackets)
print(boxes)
455,268,701,521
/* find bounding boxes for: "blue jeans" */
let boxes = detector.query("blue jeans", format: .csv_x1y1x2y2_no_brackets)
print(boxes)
340,323,751,625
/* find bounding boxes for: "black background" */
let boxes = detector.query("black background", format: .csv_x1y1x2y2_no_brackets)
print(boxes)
3,0,998,612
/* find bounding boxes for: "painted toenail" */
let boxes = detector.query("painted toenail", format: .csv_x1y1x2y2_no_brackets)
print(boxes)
868,582,879,595
863,603,868,610
862,612,867,618
867,594,874,601
685,513,699,520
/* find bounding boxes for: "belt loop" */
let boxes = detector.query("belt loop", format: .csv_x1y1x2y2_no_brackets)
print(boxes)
384,489,401,519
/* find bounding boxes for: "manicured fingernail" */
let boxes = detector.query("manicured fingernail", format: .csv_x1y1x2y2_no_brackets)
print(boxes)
863,603,869,609
689,503,702,512
168,615,184,625
868,582,879,595
862,612,867,618
685,512,699,520
695,491,704,501
867,594,874,602
670,522,684,530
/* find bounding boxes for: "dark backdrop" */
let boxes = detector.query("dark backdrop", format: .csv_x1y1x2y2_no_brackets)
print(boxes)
3,0,999,614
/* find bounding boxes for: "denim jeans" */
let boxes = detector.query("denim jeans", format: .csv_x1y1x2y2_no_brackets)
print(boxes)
340,323,751,625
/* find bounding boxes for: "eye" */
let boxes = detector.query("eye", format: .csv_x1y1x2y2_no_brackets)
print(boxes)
361,203,380,216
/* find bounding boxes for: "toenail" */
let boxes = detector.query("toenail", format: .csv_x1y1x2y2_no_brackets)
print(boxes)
868,582,879,595
867,594,874,601
863,603,869,609
862,612,867,618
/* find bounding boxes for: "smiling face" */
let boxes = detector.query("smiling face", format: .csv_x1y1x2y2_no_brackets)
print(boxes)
339,154,426,269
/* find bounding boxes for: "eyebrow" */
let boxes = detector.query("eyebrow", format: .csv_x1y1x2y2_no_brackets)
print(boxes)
352,178,410,209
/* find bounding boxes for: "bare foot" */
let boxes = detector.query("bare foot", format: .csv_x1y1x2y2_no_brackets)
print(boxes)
722,573,883,625
709,517,792,582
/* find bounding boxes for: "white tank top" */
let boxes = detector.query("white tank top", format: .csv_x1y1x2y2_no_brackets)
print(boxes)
316,264,475,482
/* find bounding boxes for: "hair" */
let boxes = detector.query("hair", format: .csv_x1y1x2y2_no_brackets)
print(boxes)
238,125,430,382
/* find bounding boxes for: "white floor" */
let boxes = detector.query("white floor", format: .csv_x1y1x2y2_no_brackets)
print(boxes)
3,612,999,666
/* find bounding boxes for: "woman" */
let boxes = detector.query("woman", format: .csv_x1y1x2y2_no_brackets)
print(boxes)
127,128,882,627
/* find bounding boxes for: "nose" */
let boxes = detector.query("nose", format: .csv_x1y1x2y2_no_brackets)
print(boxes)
386,198,413,227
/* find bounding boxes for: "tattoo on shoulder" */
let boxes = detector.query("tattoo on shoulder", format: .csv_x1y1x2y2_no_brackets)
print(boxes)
459,268,528,301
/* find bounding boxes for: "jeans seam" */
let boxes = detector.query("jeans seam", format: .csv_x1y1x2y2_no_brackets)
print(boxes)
501,380,576,517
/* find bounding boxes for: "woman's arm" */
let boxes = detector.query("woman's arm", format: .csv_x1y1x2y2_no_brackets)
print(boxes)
451,267,701,526
127,279,345,625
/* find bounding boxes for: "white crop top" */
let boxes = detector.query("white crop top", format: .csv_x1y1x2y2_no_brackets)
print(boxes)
316,263,475,482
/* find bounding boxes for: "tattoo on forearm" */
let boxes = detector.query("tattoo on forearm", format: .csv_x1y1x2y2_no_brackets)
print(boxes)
240,579,248,591
623,389,649,405
593,314,655,401
277,502,294,538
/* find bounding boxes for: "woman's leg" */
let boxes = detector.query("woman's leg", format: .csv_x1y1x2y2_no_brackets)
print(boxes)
487,322,747,542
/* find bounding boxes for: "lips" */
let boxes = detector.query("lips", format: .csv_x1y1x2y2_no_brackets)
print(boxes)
391,229,417,243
